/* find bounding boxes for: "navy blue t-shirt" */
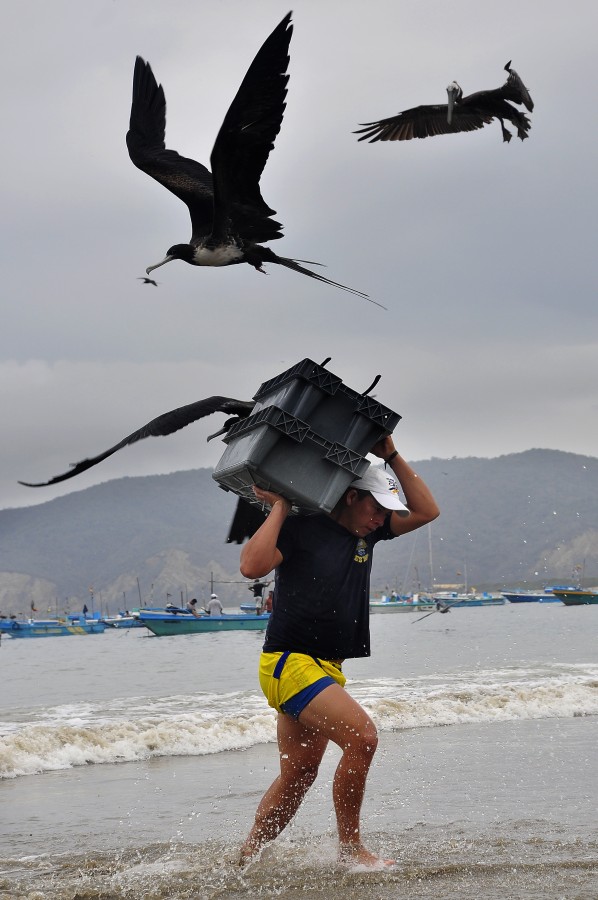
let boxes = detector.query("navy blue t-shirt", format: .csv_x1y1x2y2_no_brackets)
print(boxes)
262,513,395,660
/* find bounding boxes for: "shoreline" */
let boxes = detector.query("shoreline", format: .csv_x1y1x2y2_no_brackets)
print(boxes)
2,717,597,898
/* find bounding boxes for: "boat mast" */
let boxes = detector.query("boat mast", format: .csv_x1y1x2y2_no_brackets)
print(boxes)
428,524,434,592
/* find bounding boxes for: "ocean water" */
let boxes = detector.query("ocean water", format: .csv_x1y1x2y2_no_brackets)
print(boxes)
1,602,597,899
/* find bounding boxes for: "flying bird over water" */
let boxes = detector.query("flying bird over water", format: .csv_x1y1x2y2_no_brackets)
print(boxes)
18,397,255,488
127,13,375,304
356,61,533,144
137,277,159,286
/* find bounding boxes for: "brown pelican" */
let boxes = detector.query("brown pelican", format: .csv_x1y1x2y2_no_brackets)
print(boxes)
355,61,533,144
127,13,375,304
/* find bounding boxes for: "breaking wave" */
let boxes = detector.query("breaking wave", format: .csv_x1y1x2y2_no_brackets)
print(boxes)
1,663,597,778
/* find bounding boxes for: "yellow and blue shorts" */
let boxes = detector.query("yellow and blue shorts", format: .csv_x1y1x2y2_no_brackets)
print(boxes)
258,651,346,719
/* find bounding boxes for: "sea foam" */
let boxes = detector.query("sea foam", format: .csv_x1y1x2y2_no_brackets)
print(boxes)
1,665,597,779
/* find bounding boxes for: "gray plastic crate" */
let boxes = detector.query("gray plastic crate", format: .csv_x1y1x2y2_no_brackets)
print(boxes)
212,406,370,514
251,358,401,454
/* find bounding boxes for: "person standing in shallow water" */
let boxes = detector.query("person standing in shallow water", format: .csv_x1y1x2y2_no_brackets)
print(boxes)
238,434,440,867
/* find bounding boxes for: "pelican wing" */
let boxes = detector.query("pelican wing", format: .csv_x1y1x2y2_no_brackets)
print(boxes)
209,13,292,244
126,57,215,240
355,103,492,142
19,397,254,488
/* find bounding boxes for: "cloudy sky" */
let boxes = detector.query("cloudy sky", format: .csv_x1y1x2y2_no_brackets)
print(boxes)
1,0,596,511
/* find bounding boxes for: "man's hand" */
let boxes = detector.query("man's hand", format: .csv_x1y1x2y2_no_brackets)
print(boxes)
370,435,396,461
252,485,292,512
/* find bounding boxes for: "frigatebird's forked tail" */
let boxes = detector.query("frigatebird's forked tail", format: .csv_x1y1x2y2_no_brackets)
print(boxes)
245,246,386,308
18,397,255,488
126,14,374,305
356,60,533,144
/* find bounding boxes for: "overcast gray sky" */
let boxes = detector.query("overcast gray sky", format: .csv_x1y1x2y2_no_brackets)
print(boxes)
1,0,596,511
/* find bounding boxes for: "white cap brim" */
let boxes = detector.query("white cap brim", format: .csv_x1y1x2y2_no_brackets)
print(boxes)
369,488,410,516
353,465,410,516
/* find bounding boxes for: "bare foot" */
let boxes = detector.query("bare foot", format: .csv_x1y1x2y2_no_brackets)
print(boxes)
339,843,395,868
238,840,261,866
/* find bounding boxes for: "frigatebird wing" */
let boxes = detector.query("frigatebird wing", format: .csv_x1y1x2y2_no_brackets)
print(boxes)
126,57,215,240
355,102,493,141
209,12,292,245
226,498,269,544
19,397,254,488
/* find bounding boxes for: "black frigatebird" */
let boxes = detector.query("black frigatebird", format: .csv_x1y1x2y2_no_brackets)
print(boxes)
355,61,533,144
18,394,266,544
18,397,255,488
18,358,386,543
127,13,377,305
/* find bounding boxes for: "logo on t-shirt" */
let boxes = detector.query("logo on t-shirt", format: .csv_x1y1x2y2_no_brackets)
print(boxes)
354,538,369,564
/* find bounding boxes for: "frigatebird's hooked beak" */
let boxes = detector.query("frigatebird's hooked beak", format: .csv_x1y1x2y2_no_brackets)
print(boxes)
446,81,461,125
146,256,174,275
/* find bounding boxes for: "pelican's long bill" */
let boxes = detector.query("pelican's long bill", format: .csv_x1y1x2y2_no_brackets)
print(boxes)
446,81,460,125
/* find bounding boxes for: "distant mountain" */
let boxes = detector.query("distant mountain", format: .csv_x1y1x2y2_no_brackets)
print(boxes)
1,450,596,616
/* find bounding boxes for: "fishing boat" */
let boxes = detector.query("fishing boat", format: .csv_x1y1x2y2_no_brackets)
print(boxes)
3,617,107,638
432,591,506,608
550,588,598,606
369,593,435,613
240,602,262,614
501,586,577,603
136,608,270,636
101,613,144,629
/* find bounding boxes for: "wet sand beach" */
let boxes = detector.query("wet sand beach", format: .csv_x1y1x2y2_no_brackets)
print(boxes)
1,604,597,897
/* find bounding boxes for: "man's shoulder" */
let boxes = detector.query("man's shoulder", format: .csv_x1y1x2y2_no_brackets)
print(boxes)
281,513,335,542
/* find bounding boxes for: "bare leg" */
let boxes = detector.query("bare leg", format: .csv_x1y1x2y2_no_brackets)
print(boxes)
239,713,328,862
298,684,394,867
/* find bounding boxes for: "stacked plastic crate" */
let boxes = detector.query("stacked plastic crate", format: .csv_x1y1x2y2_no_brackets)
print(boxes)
213,358,401,514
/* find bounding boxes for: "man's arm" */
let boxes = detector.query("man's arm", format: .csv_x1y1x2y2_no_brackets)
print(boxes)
370,436,440,536
239,486,291,579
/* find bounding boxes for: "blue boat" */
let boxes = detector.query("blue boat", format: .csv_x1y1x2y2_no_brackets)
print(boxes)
240,602,261,614
101,614,144,629
432,592,506,608
551,588,598,606
501,586,578,603
137,608,270,636
369,594,435,613
3,617,107,638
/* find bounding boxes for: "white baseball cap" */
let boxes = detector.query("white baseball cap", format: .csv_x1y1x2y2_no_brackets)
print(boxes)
210,593,218,599
352,466,410,516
